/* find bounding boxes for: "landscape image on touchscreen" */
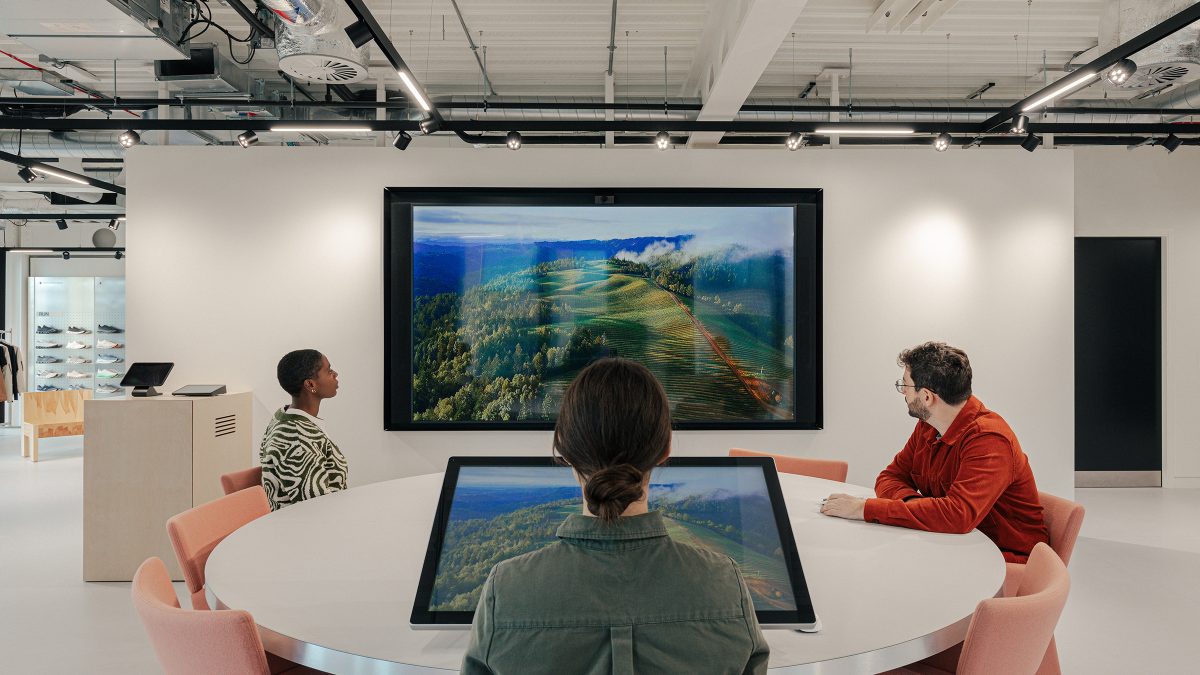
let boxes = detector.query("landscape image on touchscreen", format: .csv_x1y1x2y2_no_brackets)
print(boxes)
429,466,795,613
410,205,796,424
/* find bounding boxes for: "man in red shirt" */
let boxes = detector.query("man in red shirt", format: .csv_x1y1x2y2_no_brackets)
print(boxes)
820,342,1049,563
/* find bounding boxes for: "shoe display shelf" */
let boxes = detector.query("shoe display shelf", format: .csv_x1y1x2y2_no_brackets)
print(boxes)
30,277,125,397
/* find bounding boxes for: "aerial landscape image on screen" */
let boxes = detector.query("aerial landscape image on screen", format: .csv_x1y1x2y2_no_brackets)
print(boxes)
409,205,796,424
428,465,795,612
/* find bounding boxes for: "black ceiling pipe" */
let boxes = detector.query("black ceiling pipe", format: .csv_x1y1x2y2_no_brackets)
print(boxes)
341,0,444,126
0,213,125,220
226,0,274,39
0,150,125,195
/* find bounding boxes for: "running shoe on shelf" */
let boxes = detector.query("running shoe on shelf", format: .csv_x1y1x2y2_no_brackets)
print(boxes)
97,369,122,379
36,384,63,392
35,325,61,334
36,341,63,349
37,370,62,378
96,384,121,394
67,370,90,379
96,339,123,349
66,340,90,349
96,354,123,364
66,326,91,334
96,324,124,334
66,356,91,364
36,355,62,364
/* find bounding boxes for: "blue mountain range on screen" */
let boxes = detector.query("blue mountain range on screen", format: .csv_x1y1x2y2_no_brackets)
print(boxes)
413,235,694,297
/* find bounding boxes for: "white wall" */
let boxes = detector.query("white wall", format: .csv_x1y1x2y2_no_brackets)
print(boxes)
1075,149,1200,488
125,146,1076,497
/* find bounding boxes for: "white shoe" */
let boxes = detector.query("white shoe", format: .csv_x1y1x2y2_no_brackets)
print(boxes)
67,370,90,379
36,342,63,349
97,340,123,349
37,370,61,378
66,356,91,364
66,341,90,349
96,384,121,394
97,355,122,364
97,369,121,379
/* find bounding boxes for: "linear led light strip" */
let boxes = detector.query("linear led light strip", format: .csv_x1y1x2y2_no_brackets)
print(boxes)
270,125,375,133
812,128,915,135
397,70,431,112
1022,71,1100,112
32,166,89,185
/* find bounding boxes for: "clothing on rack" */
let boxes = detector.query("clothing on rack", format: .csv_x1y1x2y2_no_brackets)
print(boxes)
0,338,26,402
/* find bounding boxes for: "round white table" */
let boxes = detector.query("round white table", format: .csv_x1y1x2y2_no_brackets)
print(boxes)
206,472,1004,674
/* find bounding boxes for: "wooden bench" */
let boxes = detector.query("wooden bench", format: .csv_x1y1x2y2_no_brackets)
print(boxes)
22,389,92,462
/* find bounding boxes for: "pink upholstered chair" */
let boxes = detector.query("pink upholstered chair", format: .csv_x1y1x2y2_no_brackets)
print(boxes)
729,448,849,483
132,556,272,675
996,491,1085,674
882,542,1070,675
166,485,270,611
221,466,264,496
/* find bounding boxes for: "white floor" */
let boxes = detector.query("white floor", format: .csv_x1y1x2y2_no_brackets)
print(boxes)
1,431,1197,674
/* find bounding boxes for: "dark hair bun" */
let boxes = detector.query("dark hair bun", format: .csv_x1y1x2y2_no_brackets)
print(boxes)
583,464,645,522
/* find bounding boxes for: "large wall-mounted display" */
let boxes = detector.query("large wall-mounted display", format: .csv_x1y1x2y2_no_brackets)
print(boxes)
385,188,821,431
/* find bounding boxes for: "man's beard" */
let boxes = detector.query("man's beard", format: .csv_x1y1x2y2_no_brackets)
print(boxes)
907,398,931,422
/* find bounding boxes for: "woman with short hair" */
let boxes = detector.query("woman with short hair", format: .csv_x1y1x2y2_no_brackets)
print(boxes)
259,349,347,511
462,357,769,674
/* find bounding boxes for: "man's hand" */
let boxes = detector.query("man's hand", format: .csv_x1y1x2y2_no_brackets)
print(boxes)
820,493,866,520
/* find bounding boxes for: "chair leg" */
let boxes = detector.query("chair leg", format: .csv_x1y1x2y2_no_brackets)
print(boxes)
1035,635,1061,675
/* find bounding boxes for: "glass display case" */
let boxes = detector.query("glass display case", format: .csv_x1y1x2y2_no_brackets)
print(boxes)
30,277,126,396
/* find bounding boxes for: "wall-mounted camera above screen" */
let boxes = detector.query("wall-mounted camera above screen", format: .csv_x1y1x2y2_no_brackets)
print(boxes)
385,188,822,431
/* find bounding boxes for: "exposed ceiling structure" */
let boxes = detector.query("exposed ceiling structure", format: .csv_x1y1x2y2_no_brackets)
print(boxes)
0,0,1195,212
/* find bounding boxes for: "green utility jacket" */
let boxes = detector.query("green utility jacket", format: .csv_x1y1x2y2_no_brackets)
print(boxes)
461,511,770,675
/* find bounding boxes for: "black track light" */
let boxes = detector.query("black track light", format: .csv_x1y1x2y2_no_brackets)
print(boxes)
1107,59,1137,86
115,251,124,260
1021,132,1042,153
655,131,671,150
237,130,259,148
1161,133,1182,153
62,251,70,260
785,132,804,151
17,166,37,183
118,129,141,148
345,19,373,48
56,218,68,231
108,217,123,231
393,130,412,150
419,117,440,135
934,133,952,152
1010,115,1028,134
506,131,522,150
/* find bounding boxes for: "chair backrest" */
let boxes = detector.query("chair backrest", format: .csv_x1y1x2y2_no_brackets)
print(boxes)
220,466,263,496
729,448,849,483
132,557,270,675
166,486,270,610
23,389,92,424
957,543,1071,675
1038,491,1086,566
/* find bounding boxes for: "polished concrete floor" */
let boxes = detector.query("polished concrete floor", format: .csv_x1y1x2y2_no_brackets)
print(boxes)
1,431,1197,674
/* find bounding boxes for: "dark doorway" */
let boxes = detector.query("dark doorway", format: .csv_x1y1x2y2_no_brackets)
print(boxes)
1075,237,1161,487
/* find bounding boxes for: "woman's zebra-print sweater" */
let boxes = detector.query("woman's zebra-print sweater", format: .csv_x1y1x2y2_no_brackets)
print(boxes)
260,408,348,511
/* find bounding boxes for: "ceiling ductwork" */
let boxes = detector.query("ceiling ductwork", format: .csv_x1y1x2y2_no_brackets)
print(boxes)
0,132,127,159
1101,0,1200,91
270,0,369,84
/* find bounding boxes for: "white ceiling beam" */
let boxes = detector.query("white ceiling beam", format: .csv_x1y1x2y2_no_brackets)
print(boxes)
866,0,908,33
883,0,924,33
685,0,813,147
895,0,939,33
920,0,962,33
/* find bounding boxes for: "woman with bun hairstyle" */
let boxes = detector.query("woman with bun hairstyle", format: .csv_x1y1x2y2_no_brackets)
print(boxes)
462,357,769,674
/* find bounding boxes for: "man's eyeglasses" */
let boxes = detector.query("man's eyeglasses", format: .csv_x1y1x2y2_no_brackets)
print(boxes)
894,379,919,393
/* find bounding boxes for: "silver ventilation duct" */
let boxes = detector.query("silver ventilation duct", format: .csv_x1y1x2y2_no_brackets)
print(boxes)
276,1,368,84
1102,0,1200,91
0,132,126,158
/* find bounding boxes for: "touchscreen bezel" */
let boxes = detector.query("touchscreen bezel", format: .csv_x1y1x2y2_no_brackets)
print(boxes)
410,456,817,628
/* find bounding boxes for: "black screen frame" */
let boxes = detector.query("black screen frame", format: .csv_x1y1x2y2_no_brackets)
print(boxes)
410,455,817,627
384,187,823,431
119,362,174,387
